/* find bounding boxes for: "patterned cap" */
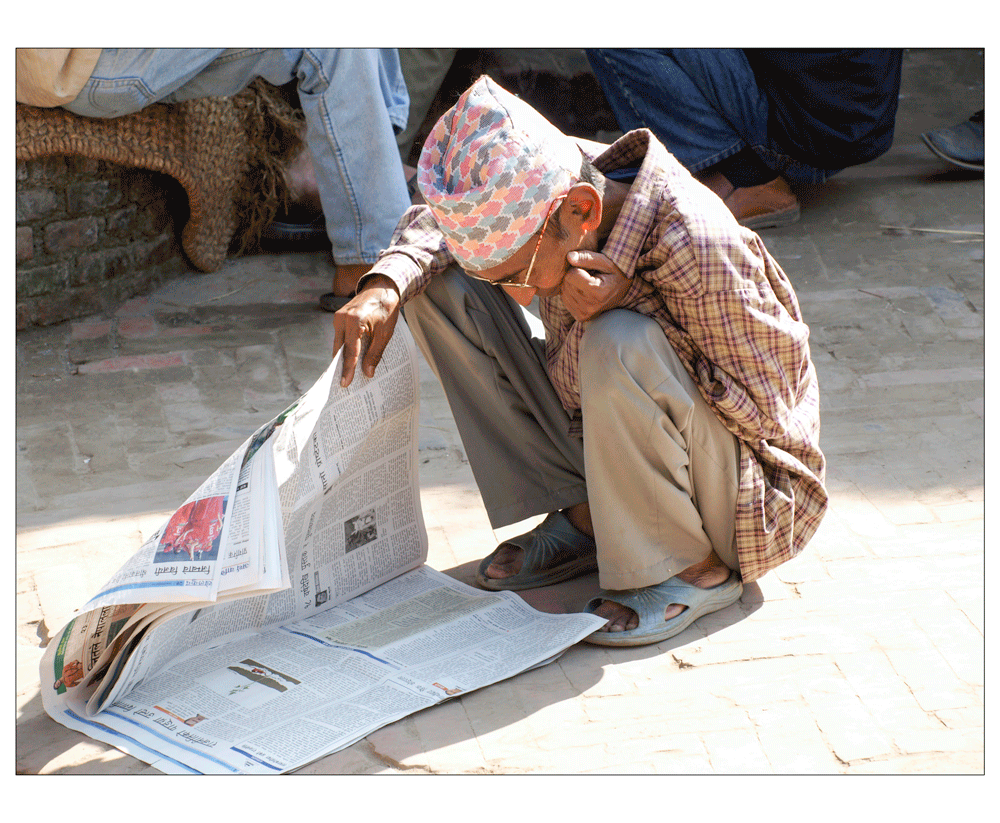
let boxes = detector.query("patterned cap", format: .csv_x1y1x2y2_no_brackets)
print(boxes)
417,75,582,272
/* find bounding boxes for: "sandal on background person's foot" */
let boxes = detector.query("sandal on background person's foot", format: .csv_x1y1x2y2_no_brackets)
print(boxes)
583,573,743,647
723,178,800,229
319,263,372,312
260,214,328,246
475,510,598,591
697,171,800,230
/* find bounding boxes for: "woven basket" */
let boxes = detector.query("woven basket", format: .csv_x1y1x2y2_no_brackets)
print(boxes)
15,80,303,272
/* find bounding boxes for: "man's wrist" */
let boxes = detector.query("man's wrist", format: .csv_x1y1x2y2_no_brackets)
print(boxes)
358,271,401,297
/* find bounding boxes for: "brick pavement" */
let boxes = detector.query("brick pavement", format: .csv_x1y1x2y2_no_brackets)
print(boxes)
15,49,983,777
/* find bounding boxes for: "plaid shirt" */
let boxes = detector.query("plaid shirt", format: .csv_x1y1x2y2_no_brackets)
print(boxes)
369,129,827,582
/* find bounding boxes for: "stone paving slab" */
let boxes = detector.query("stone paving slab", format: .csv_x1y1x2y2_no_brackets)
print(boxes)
15,49,984,779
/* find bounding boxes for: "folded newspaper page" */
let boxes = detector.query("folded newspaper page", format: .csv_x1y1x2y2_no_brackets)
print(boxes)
40,320,605,774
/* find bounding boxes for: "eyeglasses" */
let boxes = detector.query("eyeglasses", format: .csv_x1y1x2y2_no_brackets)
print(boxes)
467,196,567,291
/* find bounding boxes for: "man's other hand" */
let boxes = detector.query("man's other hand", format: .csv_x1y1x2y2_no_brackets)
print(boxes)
332,275,401,387
561,250,630,323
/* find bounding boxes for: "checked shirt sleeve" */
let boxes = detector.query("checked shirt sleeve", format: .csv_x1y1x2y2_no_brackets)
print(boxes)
366,205,459,303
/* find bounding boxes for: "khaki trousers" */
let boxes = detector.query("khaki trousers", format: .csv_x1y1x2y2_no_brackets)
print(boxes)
403,269,740,590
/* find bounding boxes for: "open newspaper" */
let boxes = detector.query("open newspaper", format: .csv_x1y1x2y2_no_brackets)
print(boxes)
40,321,604,774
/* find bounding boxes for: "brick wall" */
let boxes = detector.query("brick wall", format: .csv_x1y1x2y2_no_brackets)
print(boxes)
16,155,190,329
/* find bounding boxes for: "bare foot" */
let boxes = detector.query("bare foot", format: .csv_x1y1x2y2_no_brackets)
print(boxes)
332,263,371,297
485,502,593,580
483,543,523,580
593,550,732,633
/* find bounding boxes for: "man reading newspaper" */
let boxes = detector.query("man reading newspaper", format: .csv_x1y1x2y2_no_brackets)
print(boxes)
333,76,828,647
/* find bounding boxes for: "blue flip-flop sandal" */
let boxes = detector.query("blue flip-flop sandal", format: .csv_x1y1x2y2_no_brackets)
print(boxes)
475,511,598,591
583,573,743,647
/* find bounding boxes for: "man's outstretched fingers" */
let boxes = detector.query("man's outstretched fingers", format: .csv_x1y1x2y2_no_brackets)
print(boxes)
340,333,363,387
332,308,365,387
362,315,397,379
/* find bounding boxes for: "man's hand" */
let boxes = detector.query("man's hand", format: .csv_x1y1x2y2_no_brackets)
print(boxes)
332,275,401,387
560,250,630,322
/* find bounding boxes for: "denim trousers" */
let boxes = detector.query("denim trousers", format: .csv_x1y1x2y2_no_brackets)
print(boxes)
586,48,837,185
65,48,412,266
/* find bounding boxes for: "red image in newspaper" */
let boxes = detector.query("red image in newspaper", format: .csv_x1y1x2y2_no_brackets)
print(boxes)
155,495,227,562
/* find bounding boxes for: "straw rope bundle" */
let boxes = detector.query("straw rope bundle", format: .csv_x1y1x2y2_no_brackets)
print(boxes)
16,80,304,272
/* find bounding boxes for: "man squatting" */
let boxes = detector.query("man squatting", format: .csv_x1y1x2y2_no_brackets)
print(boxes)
333,76,827,647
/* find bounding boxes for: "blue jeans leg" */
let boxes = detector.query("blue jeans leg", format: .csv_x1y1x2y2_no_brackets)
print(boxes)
586,48,767,173
294,49,411,265
586,48,837,185
65,48,411,265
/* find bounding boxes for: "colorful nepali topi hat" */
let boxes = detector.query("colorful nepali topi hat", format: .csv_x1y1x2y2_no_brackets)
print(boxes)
417,75,584,272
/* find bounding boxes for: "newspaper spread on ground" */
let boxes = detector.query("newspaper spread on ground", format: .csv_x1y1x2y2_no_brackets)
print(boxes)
39,320,605,774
